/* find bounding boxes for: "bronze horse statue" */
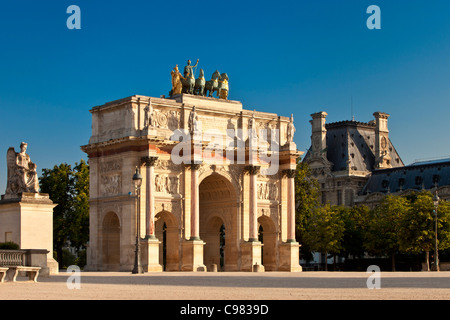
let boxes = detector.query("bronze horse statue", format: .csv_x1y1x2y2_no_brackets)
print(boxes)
181,74,196,95
194,69,206,96
205,70,221,97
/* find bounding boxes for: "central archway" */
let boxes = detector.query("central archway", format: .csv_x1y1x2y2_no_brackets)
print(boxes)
199,173,238,271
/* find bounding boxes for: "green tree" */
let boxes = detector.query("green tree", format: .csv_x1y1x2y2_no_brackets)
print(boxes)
337,205,370,260
399,191,450,271
303,204,345,270
71,160,90,251
39,160,89,267
364,195,409,271
294,161,320,262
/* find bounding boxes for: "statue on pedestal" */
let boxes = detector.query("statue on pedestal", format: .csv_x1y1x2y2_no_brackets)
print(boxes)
4,142,39,198
188,106,200,136
287,114,296,143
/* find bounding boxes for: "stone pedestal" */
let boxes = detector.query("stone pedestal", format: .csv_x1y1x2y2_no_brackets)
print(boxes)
141,238,163,272
240,241,264,272
0,193,59,274
279,242,302,272
181,240,206,272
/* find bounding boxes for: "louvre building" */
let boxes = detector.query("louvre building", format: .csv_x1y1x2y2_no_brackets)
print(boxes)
303,111,450,208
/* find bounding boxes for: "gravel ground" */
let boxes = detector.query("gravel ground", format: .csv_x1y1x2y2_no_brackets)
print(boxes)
1,271,450,301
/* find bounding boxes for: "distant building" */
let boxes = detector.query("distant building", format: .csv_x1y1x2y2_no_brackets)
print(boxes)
303,111,450,208
356,158,450,208
303,111,404,207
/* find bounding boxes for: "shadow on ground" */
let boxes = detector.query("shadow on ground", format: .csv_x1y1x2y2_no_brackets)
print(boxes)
36,272,450,289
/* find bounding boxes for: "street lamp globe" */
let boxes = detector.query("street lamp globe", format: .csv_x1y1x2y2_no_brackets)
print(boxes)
433,192,440,208
132,167,143,188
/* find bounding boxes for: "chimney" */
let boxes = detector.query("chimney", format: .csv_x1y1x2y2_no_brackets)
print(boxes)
373,111,392,169
310,112,328,158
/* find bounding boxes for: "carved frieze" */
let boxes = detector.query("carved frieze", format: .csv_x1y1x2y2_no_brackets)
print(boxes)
155,159,182,172
99,159,122,173
257,182,279,200
154,109,180,130
258,207,278,220
155,174,179,194
101,174,122,196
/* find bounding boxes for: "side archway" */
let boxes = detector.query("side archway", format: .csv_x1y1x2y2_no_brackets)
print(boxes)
258,214,277,271
155,210,180,271
101,212,121,271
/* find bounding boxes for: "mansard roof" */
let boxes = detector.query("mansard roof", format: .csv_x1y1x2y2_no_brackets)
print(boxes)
324,120,403,172
360,158,450,195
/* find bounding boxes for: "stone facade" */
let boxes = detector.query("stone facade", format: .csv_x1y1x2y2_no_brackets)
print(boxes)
81,94,303,272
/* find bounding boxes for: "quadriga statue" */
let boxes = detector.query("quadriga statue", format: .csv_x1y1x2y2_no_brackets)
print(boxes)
4,142,39,199
170,60,230,100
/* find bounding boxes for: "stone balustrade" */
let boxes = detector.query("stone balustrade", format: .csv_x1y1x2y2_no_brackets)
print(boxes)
0,249,50,276
0,250,26,266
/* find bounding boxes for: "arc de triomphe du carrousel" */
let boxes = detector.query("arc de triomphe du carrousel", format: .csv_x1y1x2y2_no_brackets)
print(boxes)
81,61,303,272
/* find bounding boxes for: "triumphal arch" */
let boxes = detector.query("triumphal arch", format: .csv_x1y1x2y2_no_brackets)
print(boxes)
81,65,303,272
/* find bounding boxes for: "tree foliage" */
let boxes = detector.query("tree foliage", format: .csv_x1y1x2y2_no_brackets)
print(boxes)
294,161,320,262
302,205,345,261
337,205,370,259
39,160,89,265
364,195,410,271
294,161,450,271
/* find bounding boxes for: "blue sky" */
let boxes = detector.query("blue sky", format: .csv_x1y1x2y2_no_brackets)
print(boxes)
0,0,450,193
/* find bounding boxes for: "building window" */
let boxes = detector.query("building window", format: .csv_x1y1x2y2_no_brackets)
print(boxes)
415,176,423,186
433,175,441,186
398,178,405,191
345,189,354,206
337,190,342,206
5,232,12,242
322,192,327,205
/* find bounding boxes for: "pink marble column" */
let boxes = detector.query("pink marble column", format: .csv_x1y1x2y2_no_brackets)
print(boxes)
190,163,201,240
284,169,297,242
246,165,260,241
142,156,158,239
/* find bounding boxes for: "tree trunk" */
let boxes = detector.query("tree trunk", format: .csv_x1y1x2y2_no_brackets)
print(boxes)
391,252,396,272
324,251,328,271
425,250,430,271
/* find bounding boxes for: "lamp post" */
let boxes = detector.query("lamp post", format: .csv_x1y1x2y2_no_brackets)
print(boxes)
433,191,440,272
132,167,144,274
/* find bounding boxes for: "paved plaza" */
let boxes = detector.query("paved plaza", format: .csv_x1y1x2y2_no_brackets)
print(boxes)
1,271,449,300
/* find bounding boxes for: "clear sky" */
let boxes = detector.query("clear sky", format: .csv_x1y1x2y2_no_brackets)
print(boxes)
0,0,450,193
